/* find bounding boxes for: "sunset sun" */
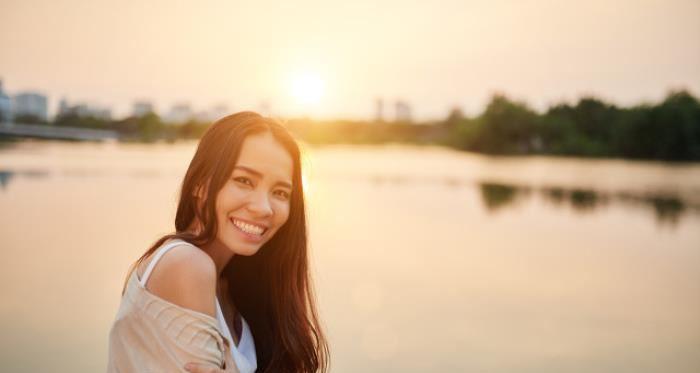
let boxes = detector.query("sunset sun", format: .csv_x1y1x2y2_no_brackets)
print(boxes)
290,71,325,105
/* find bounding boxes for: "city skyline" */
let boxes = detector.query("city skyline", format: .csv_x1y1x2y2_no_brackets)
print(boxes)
2,0,699,120
0,79,417,123
0,78,421,122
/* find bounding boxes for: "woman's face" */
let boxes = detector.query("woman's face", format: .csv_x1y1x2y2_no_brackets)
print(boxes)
214,131,294,256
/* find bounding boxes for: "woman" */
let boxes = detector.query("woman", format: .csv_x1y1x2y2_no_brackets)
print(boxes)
107,112,329,373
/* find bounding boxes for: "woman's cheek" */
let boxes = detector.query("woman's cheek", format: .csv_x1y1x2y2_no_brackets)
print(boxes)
225,186,248,203
278,202,291,223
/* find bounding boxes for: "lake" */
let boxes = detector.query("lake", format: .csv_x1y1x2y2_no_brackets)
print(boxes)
1,140,699,373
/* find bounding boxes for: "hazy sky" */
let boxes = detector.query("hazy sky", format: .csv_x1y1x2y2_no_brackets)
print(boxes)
2,0,699,120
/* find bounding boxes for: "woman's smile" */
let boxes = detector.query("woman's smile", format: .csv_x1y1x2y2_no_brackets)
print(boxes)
230,217,268,242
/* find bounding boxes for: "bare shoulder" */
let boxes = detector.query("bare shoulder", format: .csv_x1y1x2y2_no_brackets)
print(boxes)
142,241,218,318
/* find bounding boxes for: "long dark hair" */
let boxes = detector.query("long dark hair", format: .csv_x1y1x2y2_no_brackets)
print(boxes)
123,111,329,373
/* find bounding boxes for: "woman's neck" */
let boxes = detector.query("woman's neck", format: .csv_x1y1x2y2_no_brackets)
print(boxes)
185,221,234,278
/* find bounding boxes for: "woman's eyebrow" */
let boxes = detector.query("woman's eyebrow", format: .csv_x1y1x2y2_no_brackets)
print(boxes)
235,165,293,189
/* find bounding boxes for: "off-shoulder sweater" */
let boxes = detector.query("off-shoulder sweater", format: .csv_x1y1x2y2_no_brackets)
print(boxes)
107,240,257,373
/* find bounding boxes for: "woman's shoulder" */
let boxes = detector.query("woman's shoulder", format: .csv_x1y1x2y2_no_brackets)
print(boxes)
141,240,218,319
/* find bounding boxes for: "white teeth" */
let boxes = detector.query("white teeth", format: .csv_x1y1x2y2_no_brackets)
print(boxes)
232,219,264,235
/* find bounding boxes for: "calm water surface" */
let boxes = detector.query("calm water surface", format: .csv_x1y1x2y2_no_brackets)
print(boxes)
1,141,699,373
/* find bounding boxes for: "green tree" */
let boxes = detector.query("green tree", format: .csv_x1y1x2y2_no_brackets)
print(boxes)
544,98,617,156
138,112,164,142
652,90,700,160
611,90,700,160
471,94,539,154
13,113,47,125
54,112,108,129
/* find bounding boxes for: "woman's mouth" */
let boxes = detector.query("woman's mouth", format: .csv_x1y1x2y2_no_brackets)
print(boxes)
230,217,268,241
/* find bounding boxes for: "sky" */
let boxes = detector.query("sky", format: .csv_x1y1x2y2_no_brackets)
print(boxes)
1,0,699,120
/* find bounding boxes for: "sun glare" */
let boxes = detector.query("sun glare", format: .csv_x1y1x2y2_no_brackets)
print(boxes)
290,72,325,105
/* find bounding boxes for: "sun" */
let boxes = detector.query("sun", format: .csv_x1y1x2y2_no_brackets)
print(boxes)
290,72,325,105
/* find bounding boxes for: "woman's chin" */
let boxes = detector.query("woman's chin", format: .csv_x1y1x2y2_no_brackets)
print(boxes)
237,246,262,256
224,239,264,256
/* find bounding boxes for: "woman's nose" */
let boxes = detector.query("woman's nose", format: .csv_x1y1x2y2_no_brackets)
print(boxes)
246,190,273,217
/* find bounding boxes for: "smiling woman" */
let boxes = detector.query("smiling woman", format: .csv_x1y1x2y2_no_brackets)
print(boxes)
106,112,330,373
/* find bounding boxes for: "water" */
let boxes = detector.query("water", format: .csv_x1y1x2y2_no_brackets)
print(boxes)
1,140,699,373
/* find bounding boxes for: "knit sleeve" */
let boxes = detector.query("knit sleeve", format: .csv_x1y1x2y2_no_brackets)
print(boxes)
142,298,231,371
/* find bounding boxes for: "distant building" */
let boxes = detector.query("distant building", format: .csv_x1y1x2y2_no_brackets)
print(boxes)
0,80,11,123
13,92,49,122
209,104,230,121
58,98,112,120
395,100,412,122
446,106,464,124
58,97,70,117
194,110,210,122
191,104,230,123
75,104,111,120
132,101,154,117
166,103,193,124
375,98,384,122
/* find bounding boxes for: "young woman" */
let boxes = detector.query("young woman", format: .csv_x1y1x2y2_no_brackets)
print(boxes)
107,112,329,373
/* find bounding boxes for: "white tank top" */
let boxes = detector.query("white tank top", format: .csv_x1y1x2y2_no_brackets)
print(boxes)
140,239,258,373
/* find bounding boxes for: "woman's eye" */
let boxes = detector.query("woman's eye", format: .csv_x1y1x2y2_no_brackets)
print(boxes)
233,176,253,186
274,190,291,200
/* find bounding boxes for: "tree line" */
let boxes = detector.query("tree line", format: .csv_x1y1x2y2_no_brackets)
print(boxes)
288,89,700,161
445,89,700,161
25,89,700,161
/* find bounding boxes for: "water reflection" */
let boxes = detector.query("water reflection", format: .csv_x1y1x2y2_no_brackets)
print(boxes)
1,144,699,373
0,169,49,190
0,170,12,189
479,182,531,211
482,182,695,227
616,192,687,226
540,187,610,211
3,165,696,228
